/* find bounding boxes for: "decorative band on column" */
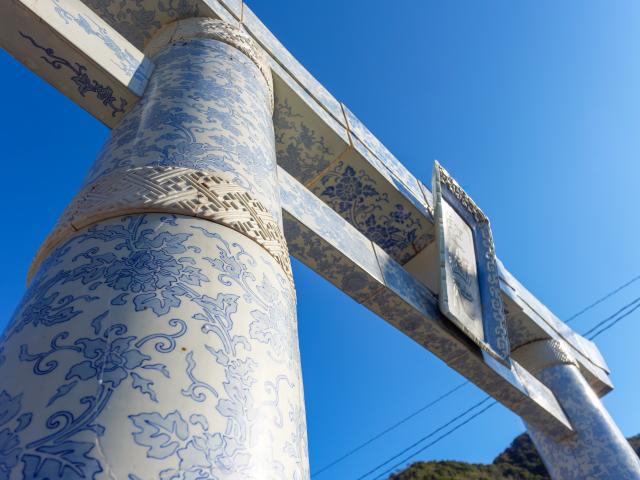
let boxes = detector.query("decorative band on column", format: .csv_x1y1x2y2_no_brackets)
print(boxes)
28,166,293,284
144,17,274,111
512,339,579,376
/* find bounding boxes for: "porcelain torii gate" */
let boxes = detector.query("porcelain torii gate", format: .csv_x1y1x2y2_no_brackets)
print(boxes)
1,1,639,479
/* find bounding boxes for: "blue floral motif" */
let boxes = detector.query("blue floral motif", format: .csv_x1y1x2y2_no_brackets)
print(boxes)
5,216,208,326
249,276,295,364
0,215,209,478
52,0,153,93
84,38,279,222
181,352,219,403
105,250,186,293
21,441,102,480
62,216,209,317
18,32,127,118
1,212,306,478
11,280,97,336
130,347,258,479
0,391,31,479
320,162,425,262
10,312,185,478
20,317,185,402
194,226,296,365
67,335,148,387
322,165,378,207
274,97,334,183
81,0,185,49
285,403,309,480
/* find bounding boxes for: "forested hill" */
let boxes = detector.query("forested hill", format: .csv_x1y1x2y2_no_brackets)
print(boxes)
389,433,640,480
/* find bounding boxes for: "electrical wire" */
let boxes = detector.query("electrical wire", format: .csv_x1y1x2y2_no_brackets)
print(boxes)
312,380,469,477
320,277,639,478
587,301,640,340
581,296,640,337
354,397,493,480
372,400,498,480
565,273,640,323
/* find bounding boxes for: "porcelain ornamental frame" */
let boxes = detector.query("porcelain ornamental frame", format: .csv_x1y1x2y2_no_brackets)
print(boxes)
433,161,511,364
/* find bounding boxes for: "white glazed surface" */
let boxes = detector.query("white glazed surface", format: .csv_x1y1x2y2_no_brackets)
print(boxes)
2,214,308,479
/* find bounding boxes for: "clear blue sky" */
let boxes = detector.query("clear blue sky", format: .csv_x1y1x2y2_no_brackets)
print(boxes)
1,1,639,478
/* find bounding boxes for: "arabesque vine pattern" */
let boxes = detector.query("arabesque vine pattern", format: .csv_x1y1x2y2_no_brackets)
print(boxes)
273,97,334,184
1,214,307,479
18,32,127,118
319,161,426,263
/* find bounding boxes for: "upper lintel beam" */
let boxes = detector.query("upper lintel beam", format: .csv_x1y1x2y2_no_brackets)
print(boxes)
1,0,153,127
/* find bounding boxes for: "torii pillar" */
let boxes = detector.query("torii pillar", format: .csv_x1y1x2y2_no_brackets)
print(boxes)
514,340,640,479
0,17,309,479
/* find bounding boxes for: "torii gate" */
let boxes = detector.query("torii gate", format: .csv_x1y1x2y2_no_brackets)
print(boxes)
1,1,638,479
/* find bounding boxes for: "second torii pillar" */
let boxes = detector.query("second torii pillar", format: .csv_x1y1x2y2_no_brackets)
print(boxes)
0,18,309,479
515,340,640,480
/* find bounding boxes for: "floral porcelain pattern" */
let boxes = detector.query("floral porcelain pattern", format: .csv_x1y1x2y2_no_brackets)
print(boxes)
82,0,195,49
5,2,626,476
51,0,153,95
74,0,437,267
18,32,128,118
315,158,433,264
1,214,308,479
13,0,604,383
273,95,347,185
278,167,384,304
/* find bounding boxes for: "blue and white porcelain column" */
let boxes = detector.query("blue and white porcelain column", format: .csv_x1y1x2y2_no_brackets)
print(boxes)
0,17,309,479
514,340,640,480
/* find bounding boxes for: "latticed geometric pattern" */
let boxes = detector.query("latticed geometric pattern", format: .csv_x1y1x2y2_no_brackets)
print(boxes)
30,166,292,283
513,339,578,376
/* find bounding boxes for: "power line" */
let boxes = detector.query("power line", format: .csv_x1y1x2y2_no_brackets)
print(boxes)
588,300,640,340
311,381,469,478
373,400,498,480
566,273,640,323
581,296,640,337
354,397,493,480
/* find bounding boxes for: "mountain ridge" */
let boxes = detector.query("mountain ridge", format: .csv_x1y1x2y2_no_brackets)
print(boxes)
388,433,640,479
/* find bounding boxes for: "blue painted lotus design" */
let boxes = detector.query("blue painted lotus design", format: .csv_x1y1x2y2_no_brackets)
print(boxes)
67,335,149,387
105,249,185,293
319,161,428,262
0,391,31,480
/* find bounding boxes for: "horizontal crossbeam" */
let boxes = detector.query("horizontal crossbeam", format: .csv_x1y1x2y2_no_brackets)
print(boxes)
0,0,154,126
278,167,573,438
